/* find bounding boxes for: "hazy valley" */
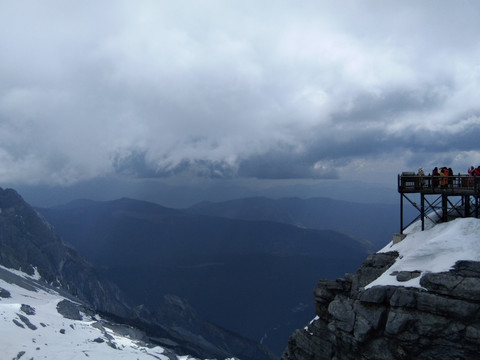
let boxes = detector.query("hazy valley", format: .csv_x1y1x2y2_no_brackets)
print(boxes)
37,196,386,354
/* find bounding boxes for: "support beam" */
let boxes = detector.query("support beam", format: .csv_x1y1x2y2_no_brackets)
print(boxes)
400,192,403,234
476,196,479,218
421,193,425,231
464,195,470,217
442,194,448,222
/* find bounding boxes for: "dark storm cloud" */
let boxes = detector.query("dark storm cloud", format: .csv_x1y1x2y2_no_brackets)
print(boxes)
1,1,480,186
114,150,237,179
238,148,338,180
331,84,454,125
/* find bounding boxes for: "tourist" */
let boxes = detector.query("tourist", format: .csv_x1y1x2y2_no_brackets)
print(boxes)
417,168,425,188
432,167,439,187
448,168,454,186
440,167,449,187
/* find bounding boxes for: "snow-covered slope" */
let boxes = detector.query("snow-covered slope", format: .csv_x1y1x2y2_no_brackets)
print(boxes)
282,217,480,360
0,265,234,360
366,217,480,288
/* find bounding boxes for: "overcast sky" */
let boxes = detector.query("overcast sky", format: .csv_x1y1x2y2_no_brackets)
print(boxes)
1,0,480,191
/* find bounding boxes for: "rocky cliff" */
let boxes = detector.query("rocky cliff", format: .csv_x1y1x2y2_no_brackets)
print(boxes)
0,187,130,316
282,247,480,360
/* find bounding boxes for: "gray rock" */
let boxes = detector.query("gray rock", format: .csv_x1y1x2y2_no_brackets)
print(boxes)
0,286,10,298
56,299,83,321
389,286,418,308
16,313,37,330
385,308,416,336
328,297,355,333
353,301,386,340
466,325,480,344
282,256,480,360
421,272,480,301
395,270,421,282
20,304,35,315
364,252,399,269
416,291,479,321
351,252,399,290
12,319,24,328
453,260,480,277
357,286,392,304
362,338,393,360
14,351,25,360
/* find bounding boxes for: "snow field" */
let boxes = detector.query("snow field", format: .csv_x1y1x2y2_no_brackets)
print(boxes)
366,217,480,289
0,270,171,360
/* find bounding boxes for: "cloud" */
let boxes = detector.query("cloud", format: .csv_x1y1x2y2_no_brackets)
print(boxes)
1,1,480,185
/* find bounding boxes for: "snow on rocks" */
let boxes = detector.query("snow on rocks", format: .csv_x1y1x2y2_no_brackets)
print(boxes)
283,217,480,360
366,217,480,289
0,265,211,360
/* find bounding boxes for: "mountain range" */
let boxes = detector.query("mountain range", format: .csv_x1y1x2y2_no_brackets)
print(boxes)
37,196,374,354
188,196,404,251
3,186,478,359
14,178,398,209
0,187,274,360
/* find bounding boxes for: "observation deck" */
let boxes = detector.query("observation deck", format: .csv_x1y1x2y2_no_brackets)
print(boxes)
398,173,480,233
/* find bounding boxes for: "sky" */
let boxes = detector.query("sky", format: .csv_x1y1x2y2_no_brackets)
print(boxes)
1,1,480,204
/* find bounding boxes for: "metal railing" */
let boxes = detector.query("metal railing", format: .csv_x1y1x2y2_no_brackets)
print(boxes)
398,173,479,194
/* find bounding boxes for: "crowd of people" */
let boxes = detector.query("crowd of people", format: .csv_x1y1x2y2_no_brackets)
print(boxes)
431,167,455,187
468,166,480,177
413,166,480,188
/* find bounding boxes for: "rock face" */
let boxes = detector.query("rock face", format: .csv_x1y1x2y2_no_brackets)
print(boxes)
0,187,129,317
282,252,480,360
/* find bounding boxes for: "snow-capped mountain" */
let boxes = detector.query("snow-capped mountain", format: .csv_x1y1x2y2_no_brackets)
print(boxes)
0,187,274,360
0,264,198,360
283,217,480,359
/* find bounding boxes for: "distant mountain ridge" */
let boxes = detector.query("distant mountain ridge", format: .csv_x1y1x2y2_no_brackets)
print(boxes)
0,188,275,360
15,178,397,209
188,196,401,251
38,196,369,355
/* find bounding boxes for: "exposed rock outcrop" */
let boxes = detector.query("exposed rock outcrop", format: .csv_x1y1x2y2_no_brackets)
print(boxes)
282,252,480,360
0,187,129,317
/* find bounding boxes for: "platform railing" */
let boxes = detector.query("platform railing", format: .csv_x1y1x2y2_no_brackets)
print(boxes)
398,174,479,194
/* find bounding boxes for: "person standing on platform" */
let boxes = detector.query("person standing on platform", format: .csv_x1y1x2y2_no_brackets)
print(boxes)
432,167,439,187
440,167,449,187
417,168,425,188
448,168,454,186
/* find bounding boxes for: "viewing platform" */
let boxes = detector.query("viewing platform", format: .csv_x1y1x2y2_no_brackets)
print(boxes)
398,173,480,233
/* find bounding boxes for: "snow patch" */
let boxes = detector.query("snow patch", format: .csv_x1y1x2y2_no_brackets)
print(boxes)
0,266,222,360
366,218,480,289
0,264,41,281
